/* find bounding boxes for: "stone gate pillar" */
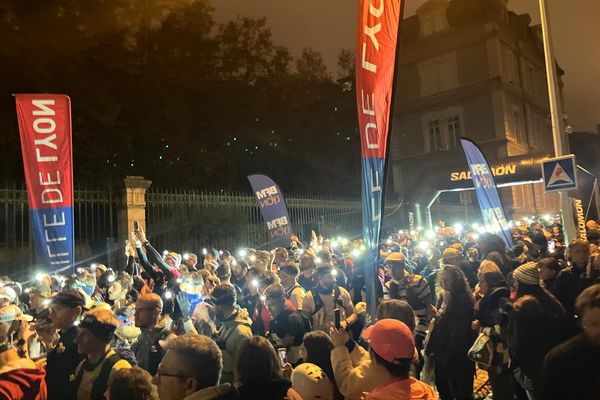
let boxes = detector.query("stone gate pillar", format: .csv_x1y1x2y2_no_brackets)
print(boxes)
118,176,152,246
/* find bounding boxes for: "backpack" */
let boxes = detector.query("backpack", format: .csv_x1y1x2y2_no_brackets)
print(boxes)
311,285,343,317
72,352,121,400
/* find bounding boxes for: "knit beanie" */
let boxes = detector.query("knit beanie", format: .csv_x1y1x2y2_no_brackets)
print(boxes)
513,261,540,286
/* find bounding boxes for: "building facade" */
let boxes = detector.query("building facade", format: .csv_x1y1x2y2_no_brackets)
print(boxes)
390,0,561,226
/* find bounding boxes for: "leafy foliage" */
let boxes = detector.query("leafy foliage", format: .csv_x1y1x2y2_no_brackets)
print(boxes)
0,0,359,195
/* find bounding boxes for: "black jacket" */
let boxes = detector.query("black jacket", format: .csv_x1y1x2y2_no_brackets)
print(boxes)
541,333,600,400
476,285,510,328
238,377,291,400
45,326,84,400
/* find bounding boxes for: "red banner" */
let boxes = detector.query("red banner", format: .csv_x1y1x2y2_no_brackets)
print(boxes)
356,0,402,312
356,0,401,159
15,94,74,270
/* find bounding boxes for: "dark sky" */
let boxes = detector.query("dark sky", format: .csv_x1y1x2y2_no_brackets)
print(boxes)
213,0,599,132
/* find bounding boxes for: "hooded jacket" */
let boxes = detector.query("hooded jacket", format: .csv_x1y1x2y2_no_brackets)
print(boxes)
365,377,438,400
331,342,389,400
0,350,47,400
183,383,240,400
215,306,252,383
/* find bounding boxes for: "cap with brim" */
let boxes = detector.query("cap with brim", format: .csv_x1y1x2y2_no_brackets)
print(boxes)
51,289,88,309
442,247,462,260
362,319,414,362
384,252,405,263
8,305,33,322
0,306,16,323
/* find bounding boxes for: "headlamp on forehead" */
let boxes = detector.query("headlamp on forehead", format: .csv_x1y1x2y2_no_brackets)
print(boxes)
107,274,116,283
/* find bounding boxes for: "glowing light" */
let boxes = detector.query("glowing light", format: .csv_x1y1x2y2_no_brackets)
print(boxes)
409,230,415,236
453,223,463,234
331,269,338,277
107,275,116,283
260,295,266,302
252,279,259,288
317,245,322,251
477,226,487,234
176,278,183,284
472,223,480,229
417,241,430,251
219,250,223,255
42,299,51,307
231,259,237,266
426,231,435,240
417,226,424,231
543,214,552,222
331,241,339,249
249,255,256,262
239,249,247,258
473,233,480,240
77,268,84,274
163,250,169,256
202,248,208,256
297,249,305,255
35,273,45,282
359,244,366,251
183,253,190,261
352,249,360,257
386,239,393,245
315,257,322,265
90,263,98,270
164,291,173,300
341,239,349,246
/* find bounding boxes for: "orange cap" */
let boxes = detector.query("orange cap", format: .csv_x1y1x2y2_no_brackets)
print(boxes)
362,319,414,363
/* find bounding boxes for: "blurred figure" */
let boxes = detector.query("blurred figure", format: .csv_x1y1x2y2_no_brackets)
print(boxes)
541,284,600,400
236,336,291,400
106,367,158,400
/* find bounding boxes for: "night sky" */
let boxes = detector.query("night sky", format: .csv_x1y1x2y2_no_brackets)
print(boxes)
213,0,599,132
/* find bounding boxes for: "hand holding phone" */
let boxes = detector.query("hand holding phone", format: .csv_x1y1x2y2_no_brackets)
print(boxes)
277,348,287,367
334,308,341,330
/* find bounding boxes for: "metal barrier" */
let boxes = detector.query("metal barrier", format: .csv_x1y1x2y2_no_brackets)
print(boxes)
145,188,363,253
0,184,363,277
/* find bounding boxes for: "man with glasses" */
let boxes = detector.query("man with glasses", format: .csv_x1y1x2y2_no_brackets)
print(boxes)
154,334,239,400
132,293,173,375
46,289,86,400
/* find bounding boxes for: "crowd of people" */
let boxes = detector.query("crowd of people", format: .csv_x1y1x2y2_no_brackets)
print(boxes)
0,217,599,400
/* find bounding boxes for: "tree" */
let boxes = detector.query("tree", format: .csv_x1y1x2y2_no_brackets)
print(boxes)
295,48,329,82
337,49,355,78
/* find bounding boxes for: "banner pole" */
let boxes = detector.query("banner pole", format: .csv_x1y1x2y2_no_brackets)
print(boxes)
538,0,577,242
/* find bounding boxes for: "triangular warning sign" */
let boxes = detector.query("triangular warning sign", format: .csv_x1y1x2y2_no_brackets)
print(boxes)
547,162,574,187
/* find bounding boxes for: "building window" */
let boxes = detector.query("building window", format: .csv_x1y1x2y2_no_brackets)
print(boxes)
426,115,462,152
428,120,442,151
447,115,460,149
512,108,527,145
418,53,458,96
419,6,448,37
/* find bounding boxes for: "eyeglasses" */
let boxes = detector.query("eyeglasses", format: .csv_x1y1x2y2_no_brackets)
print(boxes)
155,370,190,381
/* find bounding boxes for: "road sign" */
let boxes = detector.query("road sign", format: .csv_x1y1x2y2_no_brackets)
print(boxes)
542,155,577,192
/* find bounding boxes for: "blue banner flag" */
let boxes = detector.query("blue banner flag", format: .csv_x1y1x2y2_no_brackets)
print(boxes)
247,174,293,248
460,139,513,247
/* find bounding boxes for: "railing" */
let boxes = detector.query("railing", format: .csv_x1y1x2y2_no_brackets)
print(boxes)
145,188,363,253
0,184,364,278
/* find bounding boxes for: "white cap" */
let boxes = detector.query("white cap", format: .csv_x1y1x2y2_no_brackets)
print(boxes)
291,363,333,400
